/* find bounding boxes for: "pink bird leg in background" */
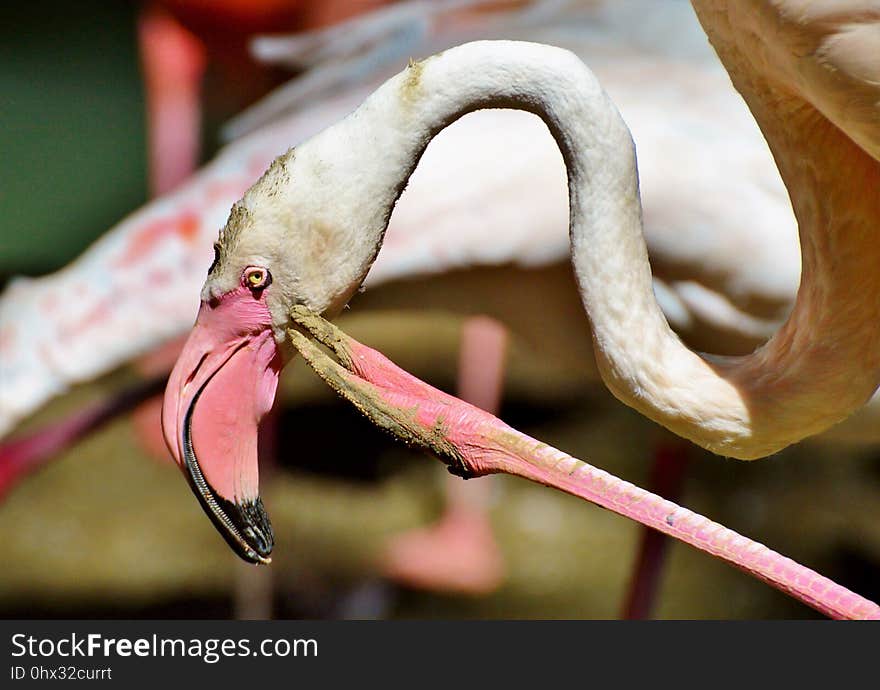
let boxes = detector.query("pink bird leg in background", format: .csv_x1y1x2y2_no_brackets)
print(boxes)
621,441,690,619
4,1,877,621
383,316,508,593
139,4,207,197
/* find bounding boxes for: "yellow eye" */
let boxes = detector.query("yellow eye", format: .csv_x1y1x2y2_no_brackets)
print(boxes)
243,266,270,290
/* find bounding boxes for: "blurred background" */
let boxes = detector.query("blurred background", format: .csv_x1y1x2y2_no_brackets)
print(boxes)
1,0,879,620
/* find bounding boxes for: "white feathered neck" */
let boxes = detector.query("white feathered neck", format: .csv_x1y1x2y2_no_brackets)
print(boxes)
227,40,880,459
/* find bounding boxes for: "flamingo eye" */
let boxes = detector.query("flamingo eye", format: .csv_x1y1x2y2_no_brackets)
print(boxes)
243,266,271,291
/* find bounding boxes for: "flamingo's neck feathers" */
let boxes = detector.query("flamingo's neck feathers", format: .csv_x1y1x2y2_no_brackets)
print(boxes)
235,39,878,459
691,3,880,449
284,41,655,316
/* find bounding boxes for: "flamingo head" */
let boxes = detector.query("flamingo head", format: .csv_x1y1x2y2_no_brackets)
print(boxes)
161,149,374,564
161,56,424,563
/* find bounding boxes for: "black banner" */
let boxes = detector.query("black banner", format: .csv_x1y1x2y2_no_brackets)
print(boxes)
1,620,875,685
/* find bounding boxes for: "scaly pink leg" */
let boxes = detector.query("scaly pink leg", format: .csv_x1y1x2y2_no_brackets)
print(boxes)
287,306,880,620
383,316,506,594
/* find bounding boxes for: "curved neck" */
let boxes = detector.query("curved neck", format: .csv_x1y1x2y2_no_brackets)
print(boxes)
294,40,880,459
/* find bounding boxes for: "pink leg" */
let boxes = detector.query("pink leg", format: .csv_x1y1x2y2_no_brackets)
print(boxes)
382,316,507,594
233,558,275,619
0,377,166,500
621,441,690,619
141,8,275,616
138,3,206,196
129,336,191,463
233,406,278,619
130,5,206,459
288,310,880,619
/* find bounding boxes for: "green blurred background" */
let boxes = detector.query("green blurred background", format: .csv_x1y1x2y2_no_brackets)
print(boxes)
0,1,147,278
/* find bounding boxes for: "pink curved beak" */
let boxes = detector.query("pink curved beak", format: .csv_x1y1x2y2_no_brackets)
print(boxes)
162,287,283,563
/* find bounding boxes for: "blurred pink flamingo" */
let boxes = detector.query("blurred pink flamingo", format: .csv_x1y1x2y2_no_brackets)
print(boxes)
2,1,803,442
157,0,880,616
3,1,877,616
0,2,798,607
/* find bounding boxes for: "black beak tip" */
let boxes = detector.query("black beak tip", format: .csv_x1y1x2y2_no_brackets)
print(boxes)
182,400,275,565
229,495,276,564
201,491,275,565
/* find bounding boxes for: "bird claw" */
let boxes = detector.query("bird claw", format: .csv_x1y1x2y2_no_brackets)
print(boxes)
285,307,361,398
286,305,471,477
288,304,357,370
